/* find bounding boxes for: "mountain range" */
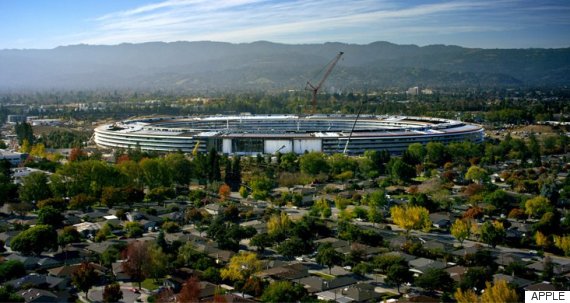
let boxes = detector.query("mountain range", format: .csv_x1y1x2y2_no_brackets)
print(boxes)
0,41,568,91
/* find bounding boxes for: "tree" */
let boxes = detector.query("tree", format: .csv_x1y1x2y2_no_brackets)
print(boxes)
388,158,416,183
178,276,200,303
465,166,488,184
72,262,98,293
267,212,291,238
480,280,518,303
145,244,168,282
554,235,570,256
69,193,96,211
525,196,553,219
122,241,150,289
316,242,343,274
220,252,262,282
37,206,64,228
451,219,471,246
250,232,273,253
0,285,24,302
277,236,306,259
10,225,57,255
218,184,231,201
15,122,34,145
0,260,25,283
19,171,51,203
535,231,550,249
454,288,479,303
415,268,454,292
101,186,126,208
425,142,447,165
249,176,273,200
124,221,144,238
260,281,307,303
299,152,329,175
390,205,431,236
312,198,332,219
103,282,123,303
385,264,412,294
58,226,81,248
481,221,505,248
68,147,88,162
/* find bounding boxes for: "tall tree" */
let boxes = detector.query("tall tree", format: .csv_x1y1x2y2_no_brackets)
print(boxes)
10,225,57,255
122,241,150,289
19,171,51,203
177,276,200,303
316,243,342,274
72,262,98,293
481,221,506,248
451,219,471,246
390,205,431,236
385,264,413,294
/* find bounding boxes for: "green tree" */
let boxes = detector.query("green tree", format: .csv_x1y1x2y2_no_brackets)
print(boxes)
58,226,81,248
0,285,24,302
10,225,57,255
19,171,51,203
0,260,25,283
316,242,342,274
250,232,273,253
37,206,64,228
124,222,144,238
415,268,454,292
386,264,413,293
299,152,329,175
145,244,168,282
425,142,447,165
260,281,307,303
277,236,306,259
465,166,488,184
481,221,505,248
388,158,416,183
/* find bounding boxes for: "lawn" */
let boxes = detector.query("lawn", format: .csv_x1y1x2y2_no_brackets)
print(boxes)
141,278,163,291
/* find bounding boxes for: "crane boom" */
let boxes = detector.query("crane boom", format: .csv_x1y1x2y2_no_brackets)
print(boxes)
306,51,344,113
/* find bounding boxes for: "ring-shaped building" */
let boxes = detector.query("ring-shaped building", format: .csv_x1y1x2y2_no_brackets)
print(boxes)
94,115,484,155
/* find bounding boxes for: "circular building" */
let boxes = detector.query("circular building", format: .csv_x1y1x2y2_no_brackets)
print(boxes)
94,115,484,155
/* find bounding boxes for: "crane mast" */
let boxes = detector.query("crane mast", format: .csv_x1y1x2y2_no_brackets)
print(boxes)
306,51,344,114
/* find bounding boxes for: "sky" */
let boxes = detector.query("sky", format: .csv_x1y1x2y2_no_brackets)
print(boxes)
0,0,569,49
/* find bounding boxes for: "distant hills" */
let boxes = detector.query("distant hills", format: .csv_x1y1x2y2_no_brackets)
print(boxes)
0,41,569,91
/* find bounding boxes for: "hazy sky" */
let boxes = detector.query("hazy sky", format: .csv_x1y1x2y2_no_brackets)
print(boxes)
1,0,569,49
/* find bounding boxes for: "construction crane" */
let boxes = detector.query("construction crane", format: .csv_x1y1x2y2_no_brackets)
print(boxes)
305,51,344,114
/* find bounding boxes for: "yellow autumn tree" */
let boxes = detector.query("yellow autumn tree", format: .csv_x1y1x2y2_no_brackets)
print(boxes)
30,143,47,158
20,139,31,153
525,196,552,219
554,235,570,256
451,219,470,246
267,212,291,237
454,288,478,303
390,205,431,236
220,252,262,282
535,231,550,249
481,280,518,303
